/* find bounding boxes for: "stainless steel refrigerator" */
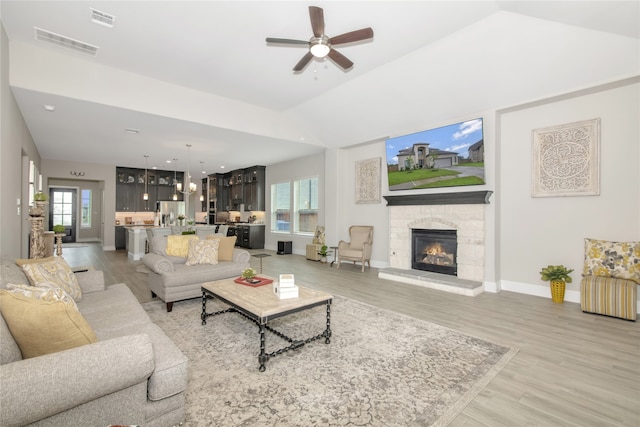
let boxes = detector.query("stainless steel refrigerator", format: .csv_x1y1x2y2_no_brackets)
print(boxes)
156,201,185,226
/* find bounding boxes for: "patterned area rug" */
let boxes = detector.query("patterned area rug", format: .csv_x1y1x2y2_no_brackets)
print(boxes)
143,295,517,426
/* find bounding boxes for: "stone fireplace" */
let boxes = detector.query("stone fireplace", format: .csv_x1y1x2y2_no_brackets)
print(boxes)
379,191,492,296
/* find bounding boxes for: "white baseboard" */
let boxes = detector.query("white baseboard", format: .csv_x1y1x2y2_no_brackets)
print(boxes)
103,245,116,251
500,280,581,304
483,281,499,293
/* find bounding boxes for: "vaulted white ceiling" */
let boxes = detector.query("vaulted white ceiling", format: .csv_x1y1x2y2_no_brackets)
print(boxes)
2,1,638,173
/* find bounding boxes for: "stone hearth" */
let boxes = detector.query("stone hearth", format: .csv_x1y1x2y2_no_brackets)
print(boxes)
379,191,491,296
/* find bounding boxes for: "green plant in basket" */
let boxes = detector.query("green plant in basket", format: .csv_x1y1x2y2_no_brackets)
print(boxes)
539,265,574,283
52,224,65,234
241,268,256,280
34,192,47,202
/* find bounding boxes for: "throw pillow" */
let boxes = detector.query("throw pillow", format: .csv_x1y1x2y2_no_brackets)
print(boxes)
166,235,199,258
20,257,83,302
186,238,220,266
0,290,97,359
583,238,640,283
5,283,77,308
206,235,237,261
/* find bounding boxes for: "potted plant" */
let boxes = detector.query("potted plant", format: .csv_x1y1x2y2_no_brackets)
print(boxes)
241,267,256,280
318,245,329,263
34,191,47,202
539,264,574,304
177,214,185,226
52,224,65,234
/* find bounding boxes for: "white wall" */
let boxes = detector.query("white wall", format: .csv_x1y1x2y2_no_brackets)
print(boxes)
265,152,326,254
42,159,116,250
0,23,40,258
336,143,390,268
497,78,640,302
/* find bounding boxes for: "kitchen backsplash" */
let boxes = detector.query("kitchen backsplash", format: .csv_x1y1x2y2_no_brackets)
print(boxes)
115,211,155,225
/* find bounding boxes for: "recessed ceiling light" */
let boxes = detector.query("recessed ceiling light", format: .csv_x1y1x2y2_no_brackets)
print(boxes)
124,128,139,134
43,105,55,112
220,166,225,169
166,160,172,163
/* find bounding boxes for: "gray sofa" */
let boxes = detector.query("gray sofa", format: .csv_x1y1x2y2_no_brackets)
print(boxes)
0,257,188,427
142,235,251,312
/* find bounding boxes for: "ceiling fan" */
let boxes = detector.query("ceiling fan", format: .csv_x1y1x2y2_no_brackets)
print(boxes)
266,6,374,72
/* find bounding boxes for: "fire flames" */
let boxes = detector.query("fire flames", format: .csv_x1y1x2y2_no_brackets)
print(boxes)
422,243,454,266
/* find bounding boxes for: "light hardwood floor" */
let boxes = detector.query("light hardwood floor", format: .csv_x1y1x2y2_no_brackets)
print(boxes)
63,244,640,426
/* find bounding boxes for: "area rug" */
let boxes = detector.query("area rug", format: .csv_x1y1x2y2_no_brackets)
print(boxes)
142,296,518,426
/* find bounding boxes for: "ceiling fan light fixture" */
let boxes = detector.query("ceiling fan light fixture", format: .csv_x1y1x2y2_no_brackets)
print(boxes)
310,36,330,58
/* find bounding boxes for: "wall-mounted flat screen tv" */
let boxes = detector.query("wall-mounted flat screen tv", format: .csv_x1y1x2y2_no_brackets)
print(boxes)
385,118,485,191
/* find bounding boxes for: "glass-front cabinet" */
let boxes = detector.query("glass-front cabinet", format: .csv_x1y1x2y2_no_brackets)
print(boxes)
116,167,183,212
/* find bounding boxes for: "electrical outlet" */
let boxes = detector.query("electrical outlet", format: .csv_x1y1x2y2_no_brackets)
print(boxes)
17,207,21,216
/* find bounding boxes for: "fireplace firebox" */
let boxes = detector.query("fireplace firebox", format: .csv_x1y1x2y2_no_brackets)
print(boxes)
412,229,457,276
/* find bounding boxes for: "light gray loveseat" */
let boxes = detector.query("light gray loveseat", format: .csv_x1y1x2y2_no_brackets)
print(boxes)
142,235,250,312
0,257,188,427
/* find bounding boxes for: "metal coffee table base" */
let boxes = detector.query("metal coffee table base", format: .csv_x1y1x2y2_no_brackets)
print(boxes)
201,293,332,372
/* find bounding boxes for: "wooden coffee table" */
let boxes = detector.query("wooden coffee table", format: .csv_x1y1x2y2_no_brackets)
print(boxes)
201,277,333,371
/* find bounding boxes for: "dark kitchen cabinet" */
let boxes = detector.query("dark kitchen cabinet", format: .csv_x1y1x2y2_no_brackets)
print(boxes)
116,168,138,211
236,224,265,249
117,167,183,212
242,166,265,211
115,226,126,250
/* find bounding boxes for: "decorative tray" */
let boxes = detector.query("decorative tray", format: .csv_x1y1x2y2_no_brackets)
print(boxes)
234,277,274,287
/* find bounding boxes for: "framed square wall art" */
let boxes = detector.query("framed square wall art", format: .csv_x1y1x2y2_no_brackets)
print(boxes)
355,157,381,204
531,118,600,197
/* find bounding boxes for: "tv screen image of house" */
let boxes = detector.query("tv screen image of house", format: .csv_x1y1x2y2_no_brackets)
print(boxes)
385,118,484,191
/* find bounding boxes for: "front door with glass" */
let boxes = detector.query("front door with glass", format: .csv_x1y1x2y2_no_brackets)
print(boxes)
49,188,77,243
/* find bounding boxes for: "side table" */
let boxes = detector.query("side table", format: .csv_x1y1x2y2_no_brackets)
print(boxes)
252,253,271,273
329,246,339,267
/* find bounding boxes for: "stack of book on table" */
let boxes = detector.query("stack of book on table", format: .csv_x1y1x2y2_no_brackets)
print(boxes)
273,274,299,299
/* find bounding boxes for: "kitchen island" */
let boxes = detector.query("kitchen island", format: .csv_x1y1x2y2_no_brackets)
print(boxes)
124,225,221,260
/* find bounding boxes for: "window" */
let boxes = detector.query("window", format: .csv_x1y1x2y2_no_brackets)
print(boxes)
294,177,318,234
270,177,319,234
81,189,91,228
52,191,74,226
271,182,290,232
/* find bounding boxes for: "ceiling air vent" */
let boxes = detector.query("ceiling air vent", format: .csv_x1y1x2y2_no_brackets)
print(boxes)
34,27,98,56
91,8,116,28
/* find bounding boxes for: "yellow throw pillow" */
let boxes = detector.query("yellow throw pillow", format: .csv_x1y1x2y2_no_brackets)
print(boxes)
166,235,199,258
206,235,237,261
20,257,83,302
583,238,640,283
0,290,97,359
186,238,220,266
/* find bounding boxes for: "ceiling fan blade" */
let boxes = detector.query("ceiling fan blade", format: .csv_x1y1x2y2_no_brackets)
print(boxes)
293,52,314,72
266,37,309,46
328,49,354,70
330,27,374,45
309,6,325,37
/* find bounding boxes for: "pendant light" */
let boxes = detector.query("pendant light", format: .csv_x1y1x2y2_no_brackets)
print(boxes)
172,158,178,201
199,161,205,202
143,155,149,201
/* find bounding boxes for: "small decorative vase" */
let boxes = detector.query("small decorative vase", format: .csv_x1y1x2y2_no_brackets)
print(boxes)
550,280,566,304
320,256,327,263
